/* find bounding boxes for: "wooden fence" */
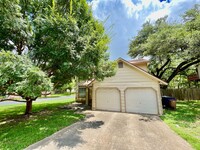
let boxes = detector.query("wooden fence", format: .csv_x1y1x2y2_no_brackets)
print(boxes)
161,88,200,100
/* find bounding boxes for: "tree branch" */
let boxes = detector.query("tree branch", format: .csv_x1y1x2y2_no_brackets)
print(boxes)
158,59,171,72
158,67,169,79
180,59,200,71
167,58,200,83
150,70,156,76
156,58,171,78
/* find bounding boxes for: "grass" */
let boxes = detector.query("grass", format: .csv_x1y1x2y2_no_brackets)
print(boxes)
0,98,84,150
161,100,200,150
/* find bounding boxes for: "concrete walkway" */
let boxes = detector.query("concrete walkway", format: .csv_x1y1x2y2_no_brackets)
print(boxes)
26,111,193,150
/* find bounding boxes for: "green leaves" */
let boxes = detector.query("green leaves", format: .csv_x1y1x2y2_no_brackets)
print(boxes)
0,51,52,99
29,0,115,88
128,4,200,87
0,0,32,54
0,0,115,89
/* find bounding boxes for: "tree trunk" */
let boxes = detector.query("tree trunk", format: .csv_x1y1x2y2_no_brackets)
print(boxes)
69,89,72,95
25,99,33,116
45,91,47,98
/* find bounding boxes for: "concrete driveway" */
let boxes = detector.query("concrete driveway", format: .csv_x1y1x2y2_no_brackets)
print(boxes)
26,111,193,150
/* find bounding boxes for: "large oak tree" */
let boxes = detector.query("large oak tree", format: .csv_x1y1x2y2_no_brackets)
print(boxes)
128,4,200,88
0,0,116,88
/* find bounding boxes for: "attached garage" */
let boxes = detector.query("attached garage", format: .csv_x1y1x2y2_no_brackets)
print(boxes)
77,58,168,115
125,88,158,114
96,88,120,111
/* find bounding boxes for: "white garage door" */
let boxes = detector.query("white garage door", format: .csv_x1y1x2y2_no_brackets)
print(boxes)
125,88,158,114
96,88,120,111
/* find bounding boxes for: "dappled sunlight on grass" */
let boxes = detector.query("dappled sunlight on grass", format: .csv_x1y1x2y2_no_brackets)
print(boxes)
0,99,84,150
161,100,200,150
0,99,75,121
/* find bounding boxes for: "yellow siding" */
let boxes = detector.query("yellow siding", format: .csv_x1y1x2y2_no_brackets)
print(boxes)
92,62,163,115
100,63,154,83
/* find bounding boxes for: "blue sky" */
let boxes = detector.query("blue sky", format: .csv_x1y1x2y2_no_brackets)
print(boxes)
88,0,200,60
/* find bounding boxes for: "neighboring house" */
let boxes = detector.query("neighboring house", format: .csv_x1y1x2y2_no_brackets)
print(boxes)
76,58,167,115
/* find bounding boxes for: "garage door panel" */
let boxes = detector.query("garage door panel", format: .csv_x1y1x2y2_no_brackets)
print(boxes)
125,88,158,114
96,88,120,111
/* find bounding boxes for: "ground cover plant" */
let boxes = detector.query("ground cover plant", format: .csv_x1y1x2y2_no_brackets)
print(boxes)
161,100,200,150
0,99,84,150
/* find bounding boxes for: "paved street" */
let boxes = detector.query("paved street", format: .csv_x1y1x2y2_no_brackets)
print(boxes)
0,95,75,106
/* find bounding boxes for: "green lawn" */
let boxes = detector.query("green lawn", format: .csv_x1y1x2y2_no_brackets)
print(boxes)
0,99,84,150
161,100,200,150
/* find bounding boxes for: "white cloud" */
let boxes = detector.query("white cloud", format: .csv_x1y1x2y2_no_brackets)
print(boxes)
146,0,200,22
89,0,200,60
120,0,142,19
121,0,169,19
140,0,163,8
90,0,200,21
146,7,170,21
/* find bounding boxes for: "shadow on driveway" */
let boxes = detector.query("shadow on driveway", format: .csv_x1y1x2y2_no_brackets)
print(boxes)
56,120,104,148
26,111,192,150
26,113,104,150
138,114,161,122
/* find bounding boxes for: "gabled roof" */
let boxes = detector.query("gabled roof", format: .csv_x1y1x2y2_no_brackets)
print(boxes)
78,79,95,87
117,57,168,85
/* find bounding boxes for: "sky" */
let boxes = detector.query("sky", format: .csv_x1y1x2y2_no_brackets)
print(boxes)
88,0,200,60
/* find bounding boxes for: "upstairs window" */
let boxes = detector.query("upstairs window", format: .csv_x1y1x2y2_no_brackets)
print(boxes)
118,62,123,68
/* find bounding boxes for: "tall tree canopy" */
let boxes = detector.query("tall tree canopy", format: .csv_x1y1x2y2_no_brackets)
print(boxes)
0,0,32,55
0,0,116,89
128,4,200,88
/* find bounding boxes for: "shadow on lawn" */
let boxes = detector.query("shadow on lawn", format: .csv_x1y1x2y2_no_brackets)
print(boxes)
0,102,75,132
161,101,200,123
0,105,26,124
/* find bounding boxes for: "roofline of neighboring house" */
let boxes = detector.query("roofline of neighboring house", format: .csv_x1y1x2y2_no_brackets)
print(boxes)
128,59,149,65
117,57,168,85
